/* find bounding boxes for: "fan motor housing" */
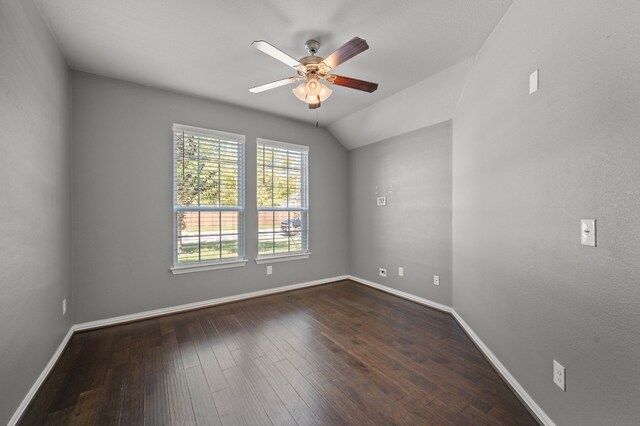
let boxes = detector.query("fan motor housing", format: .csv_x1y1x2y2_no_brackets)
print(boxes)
298,55,331,78
299,56,322,66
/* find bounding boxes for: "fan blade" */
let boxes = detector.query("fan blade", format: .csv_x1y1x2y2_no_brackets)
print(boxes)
327,75,378,93
308,102,321,109
321,37,369,70
250,77,301,93
252,40,305,71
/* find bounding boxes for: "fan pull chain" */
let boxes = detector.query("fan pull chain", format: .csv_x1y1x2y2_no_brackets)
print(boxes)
316,109,319,128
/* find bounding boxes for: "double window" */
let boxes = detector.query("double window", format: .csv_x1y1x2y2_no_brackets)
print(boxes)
257,139,309,261
171,126,309,272
172,124,246,272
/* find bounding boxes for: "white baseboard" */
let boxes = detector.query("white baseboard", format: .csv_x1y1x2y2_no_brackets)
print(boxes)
348,275,452,313
9,275,348,424
452,310,555,426
74,275,349,331
347,275,552,426
8,327,74,426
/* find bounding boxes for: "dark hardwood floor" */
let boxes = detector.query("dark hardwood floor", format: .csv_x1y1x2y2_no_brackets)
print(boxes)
20,280,538,425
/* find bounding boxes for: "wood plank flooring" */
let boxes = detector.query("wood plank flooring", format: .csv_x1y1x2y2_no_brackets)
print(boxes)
20,280,538,425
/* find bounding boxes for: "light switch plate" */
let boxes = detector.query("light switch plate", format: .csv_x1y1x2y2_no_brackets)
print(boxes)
376,196,387,206
581,219,596,246
529,69,539,94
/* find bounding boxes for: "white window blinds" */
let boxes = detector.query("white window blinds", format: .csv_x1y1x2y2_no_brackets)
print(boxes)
257,139,309,256
173,124,245,266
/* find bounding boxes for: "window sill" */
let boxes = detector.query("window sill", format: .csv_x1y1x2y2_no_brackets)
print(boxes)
170,259,248,274
255,252,311,264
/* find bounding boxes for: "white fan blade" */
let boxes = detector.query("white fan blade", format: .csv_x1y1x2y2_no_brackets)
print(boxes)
252,40,305,71
250,76,301,93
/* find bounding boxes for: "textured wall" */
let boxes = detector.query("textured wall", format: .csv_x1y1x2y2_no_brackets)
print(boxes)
349,121,452,306
452,0,640,423
0,0,71,423
71,72,349,323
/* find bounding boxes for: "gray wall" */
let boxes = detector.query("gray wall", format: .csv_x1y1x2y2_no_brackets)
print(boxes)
0,0,72,424
349,121,452,307
71,72,349,323
452,0,640,424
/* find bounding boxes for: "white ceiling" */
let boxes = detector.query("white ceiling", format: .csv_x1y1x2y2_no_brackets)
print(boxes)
35,0,513,127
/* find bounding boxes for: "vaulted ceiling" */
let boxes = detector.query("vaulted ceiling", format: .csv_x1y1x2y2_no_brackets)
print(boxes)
35,0,513,127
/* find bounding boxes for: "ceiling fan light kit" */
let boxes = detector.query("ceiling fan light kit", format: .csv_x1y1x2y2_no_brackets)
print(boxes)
292,75,333,107
250,37,378,109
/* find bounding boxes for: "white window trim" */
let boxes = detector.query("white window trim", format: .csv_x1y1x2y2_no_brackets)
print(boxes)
172,123,245,143
256,138,309,153
255,252,311,264
256,138,310,259
170,258,248,274
172,124,246,270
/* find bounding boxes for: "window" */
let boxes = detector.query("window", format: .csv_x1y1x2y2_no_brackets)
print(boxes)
171,124,246,273
257,139,309,261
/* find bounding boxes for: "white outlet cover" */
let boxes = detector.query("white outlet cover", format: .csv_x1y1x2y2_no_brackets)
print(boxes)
398,267,404,277
529,69,539,94
62,298,67,316
266,265,273,275
433,275,440,286
553,360,566,391
379,268,387,277
581,219,596,246
376,196,387,206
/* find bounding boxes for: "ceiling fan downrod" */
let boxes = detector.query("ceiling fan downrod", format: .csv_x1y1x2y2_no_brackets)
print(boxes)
305,39,320,56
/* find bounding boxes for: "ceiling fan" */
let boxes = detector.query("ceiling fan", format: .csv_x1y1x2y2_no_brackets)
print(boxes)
249,37,378,109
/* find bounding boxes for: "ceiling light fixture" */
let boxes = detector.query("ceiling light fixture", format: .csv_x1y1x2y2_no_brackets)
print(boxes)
292,74,333,109
250,37,378,109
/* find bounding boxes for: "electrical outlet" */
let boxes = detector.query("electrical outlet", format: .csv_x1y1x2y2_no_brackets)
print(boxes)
433,275,440,286
398,267,404,277
266,265,272,275
62,298,67,316
376,196,387,206
553,360,566,391
379,268,387,277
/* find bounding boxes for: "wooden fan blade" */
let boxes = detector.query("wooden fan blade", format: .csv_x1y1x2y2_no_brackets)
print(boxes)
252,40,305,71
249,77,301,93
328,75,378,92
308,102,321,109
321,37,369,70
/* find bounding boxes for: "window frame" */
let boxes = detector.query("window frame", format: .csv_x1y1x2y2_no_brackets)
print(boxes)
170,124,247,274
255,138,310,263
